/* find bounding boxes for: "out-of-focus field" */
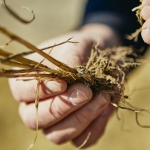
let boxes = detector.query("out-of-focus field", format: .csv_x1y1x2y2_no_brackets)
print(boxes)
0,0,150,150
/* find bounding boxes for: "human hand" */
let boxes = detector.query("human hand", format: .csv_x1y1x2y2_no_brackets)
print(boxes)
141,0,150,44
9,24,120,147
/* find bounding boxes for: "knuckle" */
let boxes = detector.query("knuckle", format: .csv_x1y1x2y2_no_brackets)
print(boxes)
50,102,64,119
141,5,150,21
50,100,70,119
8,79,21,102
12,91,22,102
19,106,36,130
9,79,36,102
22,115,36,130
74,112,90,126
141,29,150,44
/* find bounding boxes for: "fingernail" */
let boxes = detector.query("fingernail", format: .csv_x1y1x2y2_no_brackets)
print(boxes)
44,80,61,94
89,93,108,111
69,88,89,105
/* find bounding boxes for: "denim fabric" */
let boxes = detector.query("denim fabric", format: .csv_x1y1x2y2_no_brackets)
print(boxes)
82,0,147,52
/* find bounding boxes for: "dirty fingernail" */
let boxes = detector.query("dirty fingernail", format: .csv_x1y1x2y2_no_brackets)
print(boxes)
44,80,61,94
89,93,108,111
69,88,89,105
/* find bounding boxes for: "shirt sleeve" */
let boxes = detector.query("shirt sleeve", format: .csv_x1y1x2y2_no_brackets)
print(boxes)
82,0,147,54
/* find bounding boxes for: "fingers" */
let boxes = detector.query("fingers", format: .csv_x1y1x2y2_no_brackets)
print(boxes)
19,83,92,129
141,4,150,21
141,0,150,44
8,78,67,102
43,92,110,144
72,106,114,147
142,0,150,7
141,19,150,44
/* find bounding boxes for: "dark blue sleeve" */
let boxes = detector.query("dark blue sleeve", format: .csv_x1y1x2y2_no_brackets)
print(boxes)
82,0,147,52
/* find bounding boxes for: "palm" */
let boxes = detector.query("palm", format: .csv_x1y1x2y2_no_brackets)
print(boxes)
9,27,116,147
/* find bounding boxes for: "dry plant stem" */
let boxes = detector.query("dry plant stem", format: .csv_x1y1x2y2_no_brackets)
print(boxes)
111,102,150,128
0,37,78,61
0,26,77,73
126,27,142,42
132,4,143,25
1,0,35,24
135,112,150,128
40,37,79,51
0,54,46,68
0,59,34,68
111,102,147,112
0,51,51,71
0,24,150,150
0,1,149,149
1,27,149,129
0,39,12,48
0,68,61,77
75,132,91,150
0,55,45,69
0,48,46,69
27,79,41,150
128,1,143,41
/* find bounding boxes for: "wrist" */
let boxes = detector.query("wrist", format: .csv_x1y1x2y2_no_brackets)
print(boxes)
80,23,122,48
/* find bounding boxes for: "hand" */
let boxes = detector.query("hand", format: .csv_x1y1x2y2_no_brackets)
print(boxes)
141,0,150,44
9,24,120,147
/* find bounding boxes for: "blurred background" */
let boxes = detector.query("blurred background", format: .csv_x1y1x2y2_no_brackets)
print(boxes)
0,0,150,150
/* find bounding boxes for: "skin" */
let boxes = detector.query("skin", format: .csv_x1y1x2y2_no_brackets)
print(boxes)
9,2,150,147
141,0,150,44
